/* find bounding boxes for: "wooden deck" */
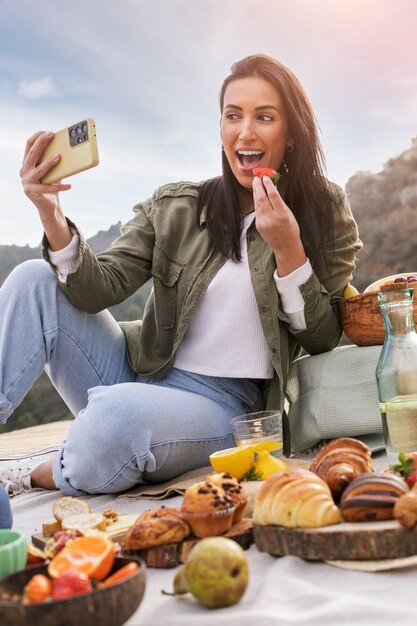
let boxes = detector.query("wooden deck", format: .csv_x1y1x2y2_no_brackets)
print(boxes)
0,421,72,455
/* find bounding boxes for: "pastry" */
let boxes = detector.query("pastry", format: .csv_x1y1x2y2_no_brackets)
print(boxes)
124,506,190,550
181,480,235,538
340,472,409,522
394,490,417,528
310,437,373,499
253,469,341,528
206,472,248,522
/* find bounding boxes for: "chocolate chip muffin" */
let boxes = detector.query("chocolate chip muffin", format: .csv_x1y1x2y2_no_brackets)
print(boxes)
206,472,248,523
180,480,235,538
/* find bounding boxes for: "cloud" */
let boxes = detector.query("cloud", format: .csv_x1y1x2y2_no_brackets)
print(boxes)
18,76,57,99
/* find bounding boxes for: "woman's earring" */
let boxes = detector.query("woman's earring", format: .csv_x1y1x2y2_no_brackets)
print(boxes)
286,143,294,154
281,160,289,174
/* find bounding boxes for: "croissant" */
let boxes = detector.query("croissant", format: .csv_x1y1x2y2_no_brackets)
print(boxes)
253,469,341,528
309,437,373,500
340,472,408,522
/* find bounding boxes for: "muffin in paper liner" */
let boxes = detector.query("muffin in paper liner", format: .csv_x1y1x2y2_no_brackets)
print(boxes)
206,472,248,523
181,480,236,537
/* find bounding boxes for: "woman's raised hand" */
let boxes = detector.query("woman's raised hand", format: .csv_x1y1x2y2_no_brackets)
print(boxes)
20,131,73,250
252,175,307,277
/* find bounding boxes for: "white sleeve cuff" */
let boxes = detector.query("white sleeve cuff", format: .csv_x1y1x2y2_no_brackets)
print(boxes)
48,232,80,283
274,259,313,331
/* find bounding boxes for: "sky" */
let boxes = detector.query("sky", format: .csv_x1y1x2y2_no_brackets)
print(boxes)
1,0,416,246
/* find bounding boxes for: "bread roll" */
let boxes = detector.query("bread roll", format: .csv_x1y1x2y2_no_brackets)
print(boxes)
310,437,373,499
52,496,91,521
61,513,107,532
253,469,341,528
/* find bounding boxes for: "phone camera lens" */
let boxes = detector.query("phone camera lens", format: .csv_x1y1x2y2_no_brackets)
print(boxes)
76,126,82,135
70,128,76,137
82,123,87,133
78,137,84,143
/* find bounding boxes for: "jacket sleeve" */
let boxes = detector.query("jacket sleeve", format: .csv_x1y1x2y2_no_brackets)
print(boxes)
279,186,362,355
42,198,156,314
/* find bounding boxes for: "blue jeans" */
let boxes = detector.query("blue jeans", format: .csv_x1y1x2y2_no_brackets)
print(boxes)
0,260,264,495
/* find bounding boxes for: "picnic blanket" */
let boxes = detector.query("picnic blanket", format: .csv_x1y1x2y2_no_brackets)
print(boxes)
1,425,417,625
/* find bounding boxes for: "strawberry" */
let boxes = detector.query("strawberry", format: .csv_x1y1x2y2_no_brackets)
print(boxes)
52,570,93,601
390,452,417,488
252,167,280,185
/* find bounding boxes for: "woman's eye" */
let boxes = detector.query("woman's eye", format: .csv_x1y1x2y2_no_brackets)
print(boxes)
258,114,273,122
225,112,239,120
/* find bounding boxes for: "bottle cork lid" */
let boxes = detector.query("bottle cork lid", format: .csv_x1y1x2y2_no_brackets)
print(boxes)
379,281,409,293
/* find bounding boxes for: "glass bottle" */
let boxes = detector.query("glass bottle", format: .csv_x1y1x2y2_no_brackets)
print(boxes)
376,284,417,464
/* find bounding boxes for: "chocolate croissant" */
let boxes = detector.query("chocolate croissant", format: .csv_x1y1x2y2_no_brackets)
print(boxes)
340,472,409,522
309,437,373,500
253,469,341,528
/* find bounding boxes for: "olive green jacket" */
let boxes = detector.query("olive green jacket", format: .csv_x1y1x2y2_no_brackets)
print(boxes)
43,177,361,414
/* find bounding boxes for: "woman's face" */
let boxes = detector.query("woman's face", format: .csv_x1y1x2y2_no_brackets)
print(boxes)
220,76,291,190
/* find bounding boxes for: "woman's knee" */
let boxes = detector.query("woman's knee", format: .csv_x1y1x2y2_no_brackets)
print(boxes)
4,259,56,292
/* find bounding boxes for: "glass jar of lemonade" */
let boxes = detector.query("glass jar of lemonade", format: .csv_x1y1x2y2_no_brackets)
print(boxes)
376,284,417,464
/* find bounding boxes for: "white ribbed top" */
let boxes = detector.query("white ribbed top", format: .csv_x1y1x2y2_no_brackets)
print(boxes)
174,212,274,378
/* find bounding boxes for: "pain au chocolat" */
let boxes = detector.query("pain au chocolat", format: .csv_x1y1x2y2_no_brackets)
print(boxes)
339,472,409,522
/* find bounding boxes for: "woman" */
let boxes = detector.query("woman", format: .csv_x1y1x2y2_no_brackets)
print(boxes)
0,54,361,496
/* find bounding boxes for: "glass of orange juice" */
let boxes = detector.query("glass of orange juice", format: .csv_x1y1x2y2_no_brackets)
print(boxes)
231,410,283,456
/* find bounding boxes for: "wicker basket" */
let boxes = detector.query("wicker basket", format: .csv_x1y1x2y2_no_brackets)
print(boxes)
338,290,417,346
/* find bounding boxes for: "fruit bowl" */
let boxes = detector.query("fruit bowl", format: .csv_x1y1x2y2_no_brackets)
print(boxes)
363,272,417,293
339,289,417,346
0,556,146,626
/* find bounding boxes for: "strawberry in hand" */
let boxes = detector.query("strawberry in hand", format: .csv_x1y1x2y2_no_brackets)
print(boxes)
391,452,417,488
252,167,281,185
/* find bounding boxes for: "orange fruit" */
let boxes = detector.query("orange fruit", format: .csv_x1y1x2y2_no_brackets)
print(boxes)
47,535,115,581
23,574,53,604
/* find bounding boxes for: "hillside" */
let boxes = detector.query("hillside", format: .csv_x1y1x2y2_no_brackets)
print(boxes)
346,137,417,292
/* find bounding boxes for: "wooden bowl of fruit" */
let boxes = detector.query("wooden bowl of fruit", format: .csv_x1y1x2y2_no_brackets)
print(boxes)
0,555,146,626
339,274,417,347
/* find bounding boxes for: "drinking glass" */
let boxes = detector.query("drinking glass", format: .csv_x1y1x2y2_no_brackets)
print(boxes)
231,410,283,456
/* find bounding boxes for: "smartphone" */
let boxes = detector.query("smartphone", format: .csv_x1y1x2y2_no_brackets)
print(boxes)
40,118,99,184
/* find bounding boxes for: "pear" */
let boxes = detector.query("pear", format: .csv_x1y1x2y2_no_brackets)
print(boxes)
173,564,189,595
162,537,249,608
185,537,249,608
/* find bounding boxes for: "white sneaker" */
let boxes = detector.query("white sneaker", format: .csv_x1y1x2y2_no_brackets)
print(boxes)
0,448,59,497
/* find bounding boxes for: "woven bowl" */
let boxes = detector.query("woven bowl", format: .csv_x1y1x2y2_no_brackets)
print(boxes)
0,556,146,626
338,290,417,346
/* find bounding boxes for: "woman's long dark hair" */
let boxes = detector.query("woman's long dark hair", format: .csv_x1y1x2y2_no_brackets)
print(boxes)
197,54,336,271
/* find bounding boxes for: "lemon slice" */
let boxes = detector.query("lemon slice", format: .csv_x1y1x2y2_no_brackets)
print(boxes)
253,450,288,480
209,441,282,480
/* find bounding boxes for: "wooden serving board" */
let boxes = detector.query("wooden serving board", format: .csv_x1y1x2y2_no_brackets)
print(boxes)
32,517,254,569
254,520,417,561
32,514,140,548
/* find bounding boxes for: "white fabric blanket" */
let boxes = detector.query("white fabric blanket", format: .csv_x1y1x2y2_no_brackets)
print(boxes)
8,468,417,626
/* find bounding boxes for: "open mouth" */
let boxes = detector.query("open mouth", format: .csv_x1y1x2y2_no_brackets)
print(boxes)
237,150,264,169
